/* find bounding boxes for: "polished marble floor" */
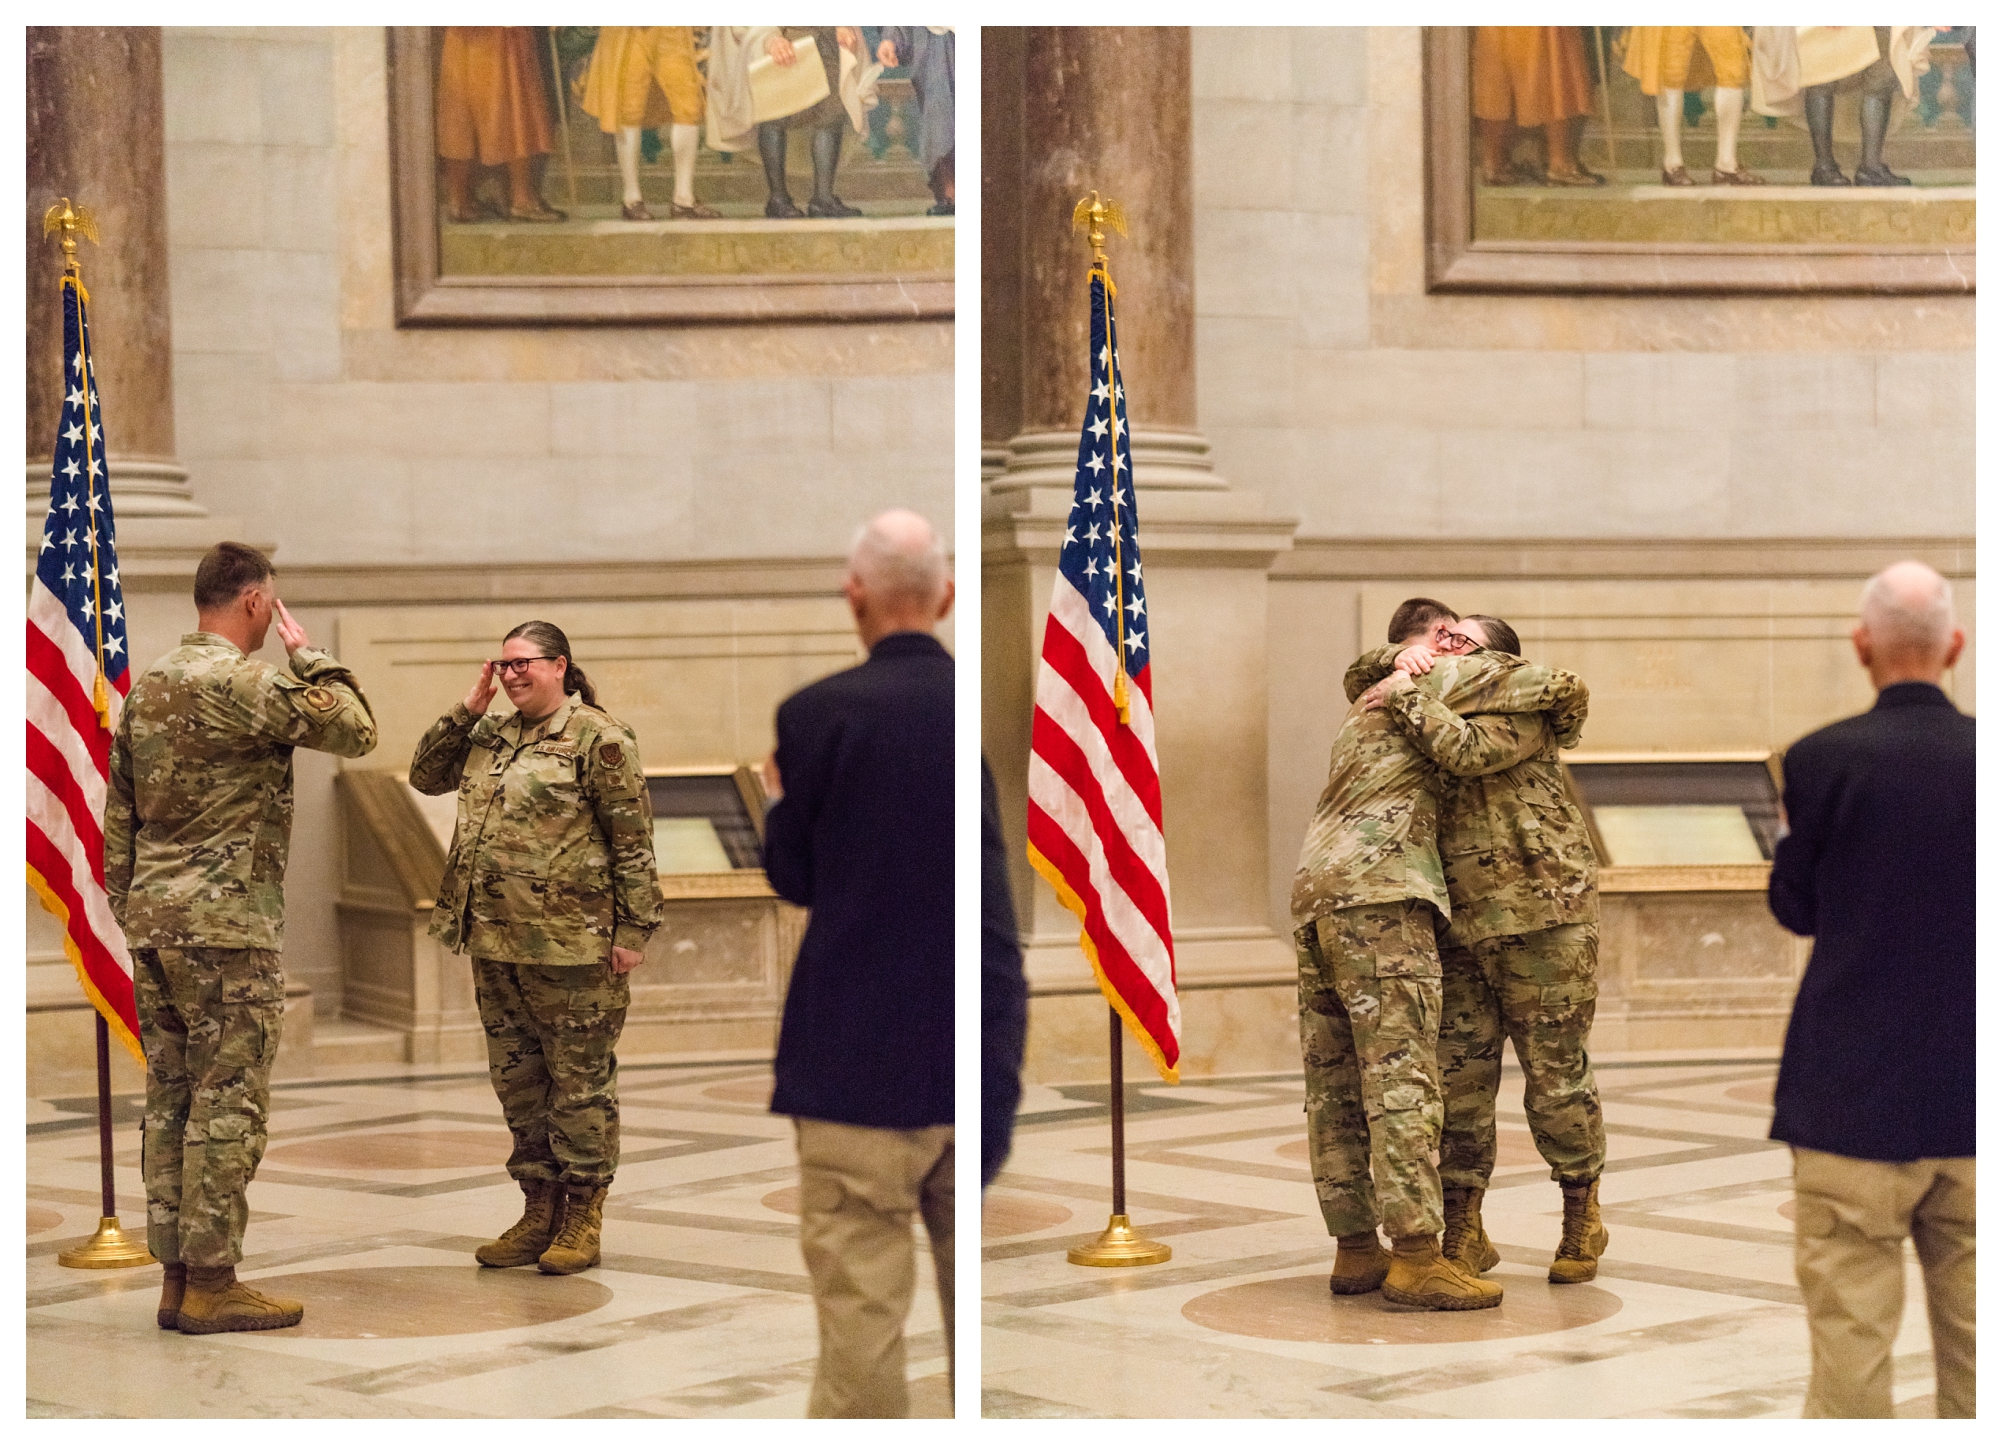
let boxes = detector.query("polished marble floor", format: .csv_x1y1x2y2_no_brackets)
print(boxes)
982,1050,1948,1418
27,1057,949,1418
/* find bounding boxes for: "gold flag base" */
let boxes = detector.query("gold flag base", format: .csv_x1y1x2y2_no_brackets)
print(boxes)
57,1216,155,1269
1067,1214,1171,1268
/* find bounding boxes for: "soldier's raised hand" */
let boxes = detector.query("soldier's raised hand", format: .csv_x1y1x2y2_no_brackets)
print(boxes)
1394,643,1436,676
464,660,499,716
274,599,311,656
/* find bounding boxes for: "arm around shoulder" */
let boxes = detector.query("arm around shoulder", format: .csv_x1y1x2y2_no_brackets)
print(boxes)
1343,645,1400,705
1388,689,1547,776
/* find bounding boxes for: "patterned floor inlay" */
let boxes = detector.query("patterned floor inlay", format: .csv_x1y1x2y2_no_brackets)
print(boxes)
983,1053,1947,1418
26,1057,950,1418
1181,1272,1624,1344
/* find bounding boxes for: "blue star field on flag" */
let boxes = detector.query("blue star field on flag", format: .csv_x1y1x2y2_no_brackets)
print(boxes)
1059,270,1149,677
36,278,128,693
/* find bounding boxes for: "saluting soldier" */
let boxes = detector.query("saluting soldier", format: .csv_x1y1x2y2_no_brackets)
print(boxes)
106,541,379,1334
1348,614,1609,1286
410,620,662,1276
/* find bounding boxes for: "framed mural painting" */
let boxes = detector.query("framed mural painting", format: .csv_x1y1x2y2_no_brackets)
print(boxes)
1424,26,1975,293
388,25,955,325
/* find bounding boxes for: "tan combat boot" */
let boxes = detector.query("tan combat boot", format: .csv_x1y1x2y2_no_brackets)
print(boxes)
1549,1177,1609,1284
1442,1186,1500,1274
1327,1230,1392,1295
475,1177,567,1268
175,1264,304,1334
157,1261,187,1330
1382,1233,1504,1311
538,1183,607,1275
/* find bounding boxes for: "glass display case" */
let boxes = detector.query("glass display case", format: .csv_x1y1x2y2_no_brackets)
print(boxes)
1562,752,1783,868
1552,751,1806,1051
647,767,767,875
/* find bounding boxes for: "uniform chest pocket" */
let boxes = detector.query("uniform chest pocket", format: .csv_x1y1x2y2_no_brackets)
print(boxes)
507,746,584,808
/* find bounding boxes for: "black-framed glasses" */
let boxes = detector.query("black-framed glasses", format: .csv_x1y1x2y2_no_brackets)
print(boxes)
491,655,560,677
1436,631,1479,654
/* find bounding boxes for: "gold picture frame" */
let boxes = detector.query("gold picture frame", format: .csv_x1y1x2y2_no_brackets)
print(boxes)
386,26,953,326
1423,25,1975,294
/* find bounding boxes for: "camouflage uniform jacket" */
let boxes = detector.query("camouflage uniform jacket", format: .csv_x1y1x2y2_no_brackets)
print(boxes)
1348,644,1598,947
410,693,663,966
1290,650,1588,926
106,632,379,949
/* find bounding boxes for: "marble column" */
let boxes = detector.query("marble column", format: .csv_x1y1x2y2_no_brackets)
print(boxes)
24,28,263,1070
26,25,201,521
984,27,1301,1080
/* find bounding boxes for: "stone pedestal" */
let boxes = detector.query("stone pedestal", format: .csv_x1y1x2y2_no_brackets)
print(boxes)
984,28,1301,1081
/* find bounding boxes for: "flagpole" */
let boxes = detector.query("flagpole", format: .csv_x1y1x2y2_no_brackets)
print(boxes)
43,199,152,1271
1064,192,1168,1270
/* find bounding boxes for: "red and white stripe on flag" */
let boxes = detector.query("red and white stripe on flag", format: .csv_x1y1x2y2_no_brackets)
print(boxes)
1024,264,1179,1081
1028,589,1180,1080
27,274,142,1061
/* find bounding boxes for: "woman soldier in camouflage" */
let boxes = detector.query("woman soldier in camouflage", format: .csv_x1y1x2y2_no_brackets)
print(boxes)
411,621,663,1274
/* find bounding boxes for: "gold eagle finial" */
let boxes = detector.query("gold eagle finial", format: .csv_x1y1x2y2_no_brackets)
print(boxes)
43,198,99,274
1071,192,1128,265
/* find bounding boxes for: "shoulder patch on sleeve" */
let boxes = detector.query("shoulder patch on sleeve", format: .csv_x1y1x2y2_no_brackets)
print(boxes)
293,684,343,721
599,741,624,769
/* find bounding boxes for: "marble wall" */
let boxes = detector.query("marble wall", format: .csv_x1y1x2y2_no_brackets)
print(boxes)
160,28,953,569
1187,28,1976,938
1193,27,1974,545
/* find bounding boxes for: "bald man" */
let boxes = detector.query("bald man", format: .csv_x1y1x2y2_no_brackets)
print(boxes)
1769,561,1973,1418
762,509,954,1418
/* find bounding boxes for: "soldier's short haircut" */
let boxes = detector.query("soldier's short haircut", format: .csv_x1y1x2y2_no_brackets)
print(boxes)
193,542,275,611
1387,597,1458,643
1462,614,1521,656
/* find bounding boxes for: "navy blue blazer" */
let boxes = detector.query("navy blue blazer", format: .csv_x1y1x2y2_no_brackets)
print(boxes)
1768,681,1974,1161
765,631,954,1129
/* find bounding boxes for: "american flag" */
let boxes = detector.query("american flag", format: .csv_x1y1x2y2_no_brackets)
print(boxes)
26,274,140,1058
1026,266,1180,1081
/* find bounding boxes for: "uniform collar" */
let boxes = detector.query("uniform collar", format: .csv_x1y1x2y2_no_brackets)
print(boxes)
181,630,244,655
505,691,582,744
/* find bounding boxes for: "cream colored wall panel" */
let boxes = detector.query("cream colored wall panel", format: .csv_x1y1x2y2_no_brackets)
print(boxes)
336,597,866,779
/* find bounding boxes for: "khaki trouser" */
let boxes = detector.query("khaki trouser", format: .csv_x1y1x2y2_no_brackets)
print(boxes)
795,1118,954,1418
1793,1146,1975,1418
136,946,285,1268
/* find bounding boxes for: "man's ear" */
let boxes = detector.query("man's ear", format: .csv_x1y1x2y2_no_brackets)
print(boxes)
1943,626,1966,671
1850,622,1872,670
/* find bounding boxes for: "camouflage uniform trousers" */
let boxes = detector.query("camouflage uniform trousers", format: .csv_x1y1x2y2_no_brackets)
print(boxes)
1297,898,1447,1240
474,958,630,1187
135,946,285,1268
1436,923,1606,1189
